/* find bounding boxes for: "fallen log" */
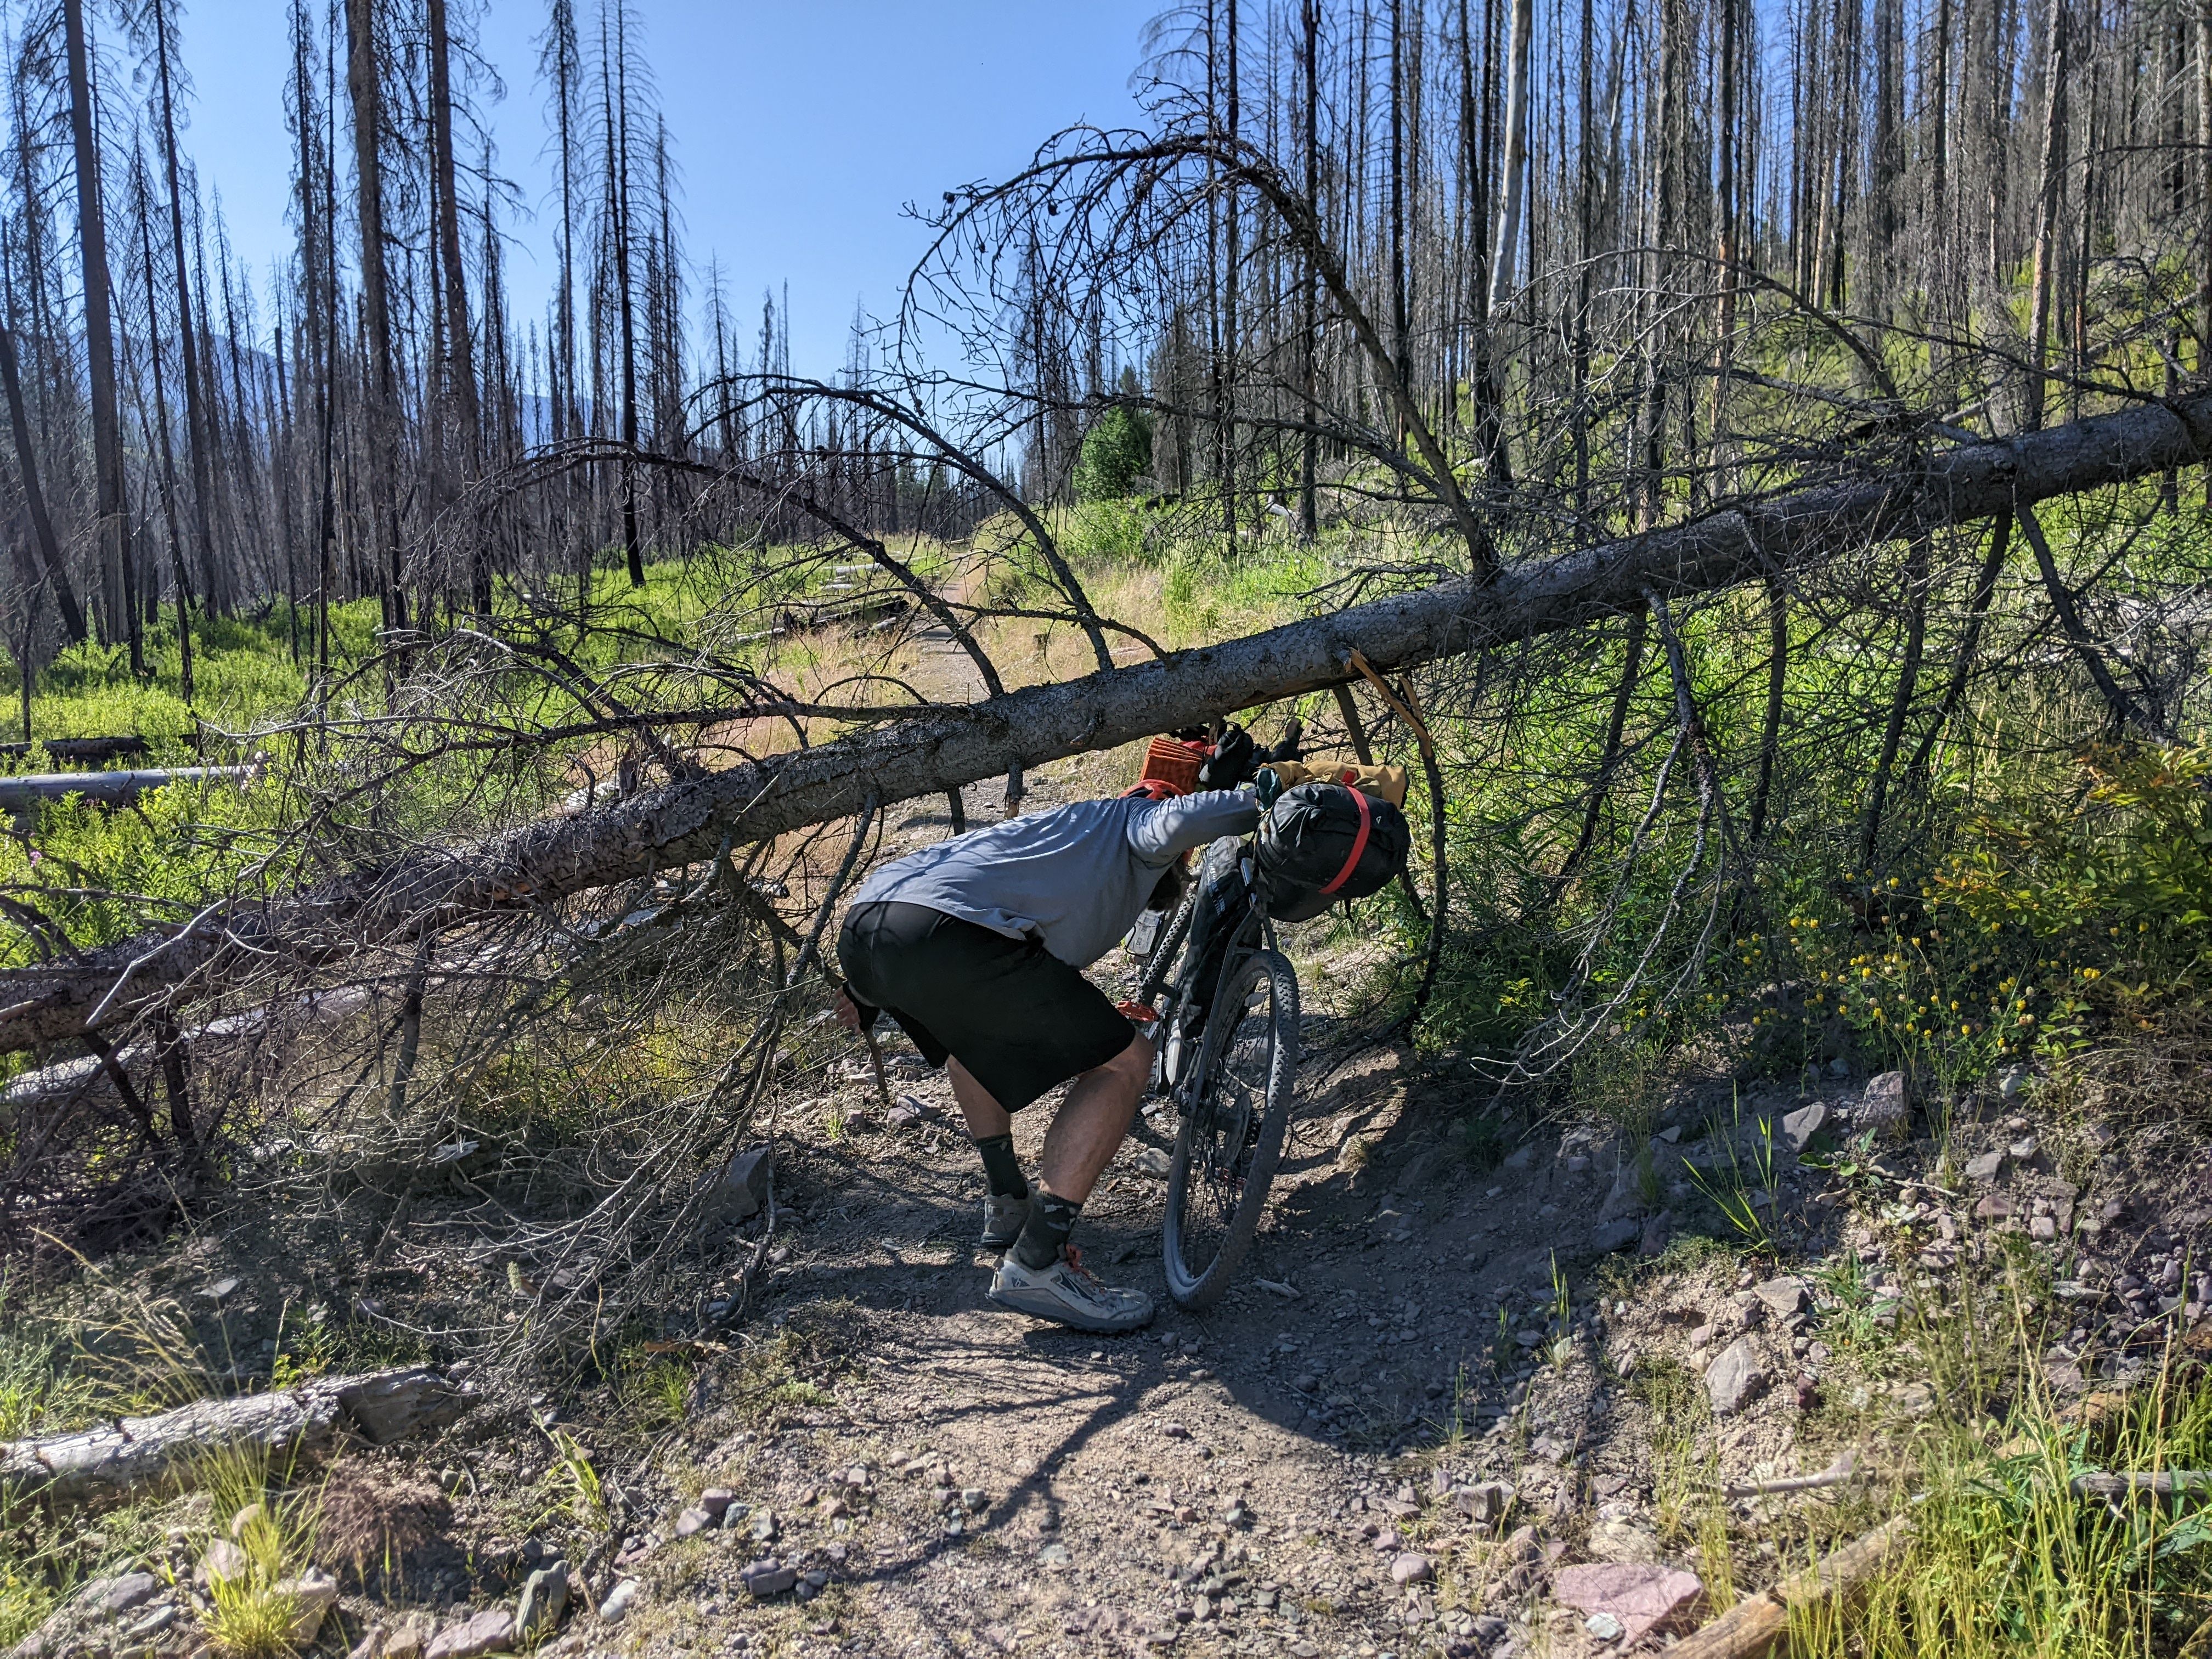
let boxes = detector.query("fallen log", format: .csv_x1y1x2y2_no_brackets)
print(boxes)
0,736,153,766
0,765,258,816
1668,1514,1913,1659
0,986,371,1124
2070,1469,2212,1505
0,1366,475,1509
0,389,2207,1056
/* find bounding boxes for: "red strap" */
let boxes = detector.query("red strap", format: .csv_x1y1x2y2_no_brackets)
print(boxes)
1319,786,1373,895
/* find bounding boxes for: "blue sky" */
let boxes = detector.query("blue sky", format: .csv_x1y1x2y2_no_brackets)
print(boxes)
176,0,1157,378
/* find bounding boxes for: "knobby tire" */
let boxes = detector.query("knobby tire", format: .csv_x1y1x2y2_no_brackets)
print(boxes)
1161,947,1300,1310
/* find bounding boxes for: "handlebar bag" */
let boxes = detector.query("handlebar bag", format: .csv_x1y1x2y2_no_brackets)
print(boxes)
1256,781,1412,922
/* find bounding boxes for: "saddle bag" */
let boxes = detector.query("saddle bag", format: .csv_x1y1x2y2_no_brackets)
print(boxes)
1256,781,1412,922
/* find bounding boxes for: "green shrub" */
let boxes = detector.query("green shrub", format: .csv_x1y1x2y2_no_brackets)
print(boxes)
1074,405,1153,501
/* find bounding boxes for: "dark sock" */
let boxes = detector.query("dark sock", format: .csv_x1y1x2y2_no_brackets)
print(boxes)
1012,1191,1082,1270
973,1133,1029,1200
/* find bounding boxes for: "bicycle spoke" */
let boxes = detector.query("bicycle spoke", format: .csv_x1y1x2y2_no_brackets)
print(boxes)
1167,958,1283,1286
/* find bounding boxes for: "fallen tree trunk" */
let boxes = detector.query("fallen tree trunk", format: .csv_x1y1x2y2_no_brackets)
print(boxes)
1,390,2207,1056
1669,1514,1913,1658
0,1366,474,1509
0,765,258,816
0,736,153,766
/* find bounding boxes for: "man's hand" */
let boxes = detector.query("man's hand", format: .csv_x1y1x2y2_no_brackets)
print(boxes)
1199,725,1257,791
833,990,866,1033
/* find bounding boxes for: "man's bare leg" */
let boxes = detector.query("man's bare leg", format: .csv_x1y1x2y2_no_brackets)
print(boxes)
947,1059,1027,1251
1036,1030,1152,1203
947,1059,1011,1141
989,1028,1157,1330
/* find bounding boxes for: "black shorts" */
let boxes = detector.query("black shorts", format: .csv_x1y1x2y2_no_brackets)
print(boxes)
837,901,1137,1112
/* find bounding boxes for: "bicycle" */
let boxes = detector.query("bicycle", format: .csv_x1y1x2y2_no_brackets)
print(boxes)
1131,832,1302,1311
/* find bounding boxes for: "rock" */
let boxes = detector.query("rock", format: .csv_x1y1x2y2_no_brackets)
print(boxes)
596,1581,641,1624
1598,1160,1644,1222
1038,1542,1072,1569
1754,1276,1809,1317
673,1506,715,1538
1860,1071,1910,1137
1965,1150,2007,1184
2010,1137,2038,1160
1976,1193,2016,1221
1292,1373,1318,1392
1591,1218,1641,1254
1565,1155,1592,1174
699,1487,738,1517
1780,1102,1829,1153
1457,1481,1516,1525
1705,1338,1767,1416
1389,1553,1432,1585
198,1277,241,1302
277,1571,341,1647
1130,1146,1172,1178
742,1559,798,1598
1585,1519,1662,1564
336,1368,476,1444
515,1562,569,1640
2030,1215,2058,1242
704,1143,774,1221
83,1575,161,1616
122,1605,177,1642
749,1509,777,1543
1553,1562,1703,1645
194,1538,250,1590
424,1611,515,1659
960,1488,989,1514
1639,1211,1673,1258
384,1619,432,1659
1586,1612,1625,1641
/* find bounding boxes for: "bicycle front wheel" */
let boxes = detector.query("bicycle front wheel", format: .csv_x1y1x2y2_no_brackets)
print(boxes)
1161,948,1300,1310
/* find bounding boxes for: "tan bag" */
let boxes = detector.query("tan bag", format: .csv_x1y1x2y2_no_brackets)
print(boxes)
1261,757,1409,809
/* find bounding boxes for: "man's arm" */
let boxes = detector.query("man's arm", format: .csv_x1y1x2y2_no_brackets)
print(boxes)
1127,790,1261,864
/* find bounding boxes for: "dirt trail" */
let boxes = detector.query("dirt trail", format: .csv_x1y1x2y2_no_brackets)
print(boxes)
564,839,1811,1659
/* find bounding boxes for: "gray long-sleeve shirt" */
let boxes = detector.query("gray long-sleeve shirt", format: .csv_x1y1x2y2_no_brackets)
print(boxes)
849,791,1261,968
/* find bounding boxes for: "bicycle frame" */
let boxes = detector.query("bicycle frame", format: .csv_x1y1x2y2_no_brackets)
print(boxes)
1149,838,1277,1109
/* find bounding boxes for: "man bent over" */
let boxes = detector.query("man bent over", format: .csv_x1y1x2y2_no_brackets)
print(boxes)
834,733,1261,1333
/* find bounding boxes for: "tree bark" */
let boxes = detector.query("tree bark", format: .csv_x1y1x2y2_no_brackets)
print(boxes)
427,0,483,605
0,325,86,644
0,1368,473,1510
150,0,220,621
2200,0,2211,505
1670,1516,1912,1658
345,0,405,633
1857,533,1930,867
2024,0,2068,433
2,390,2209,1054
61,0,135,668
1489,0,1533,310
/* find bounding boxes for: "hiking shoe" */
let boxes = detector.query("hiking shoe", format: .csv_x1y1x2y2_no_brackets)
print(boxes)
979,1192,1030,1254
988,1247,1155,1334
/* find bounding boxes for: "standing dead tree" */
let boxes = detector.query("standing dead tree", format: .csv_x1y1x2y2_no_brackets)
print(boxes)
2,383,2206,1062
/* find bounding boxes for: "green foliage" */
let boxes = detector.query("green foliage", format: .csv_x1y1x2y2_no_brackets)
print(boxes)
0,1288,101,1440
1073,405,1152,502
1807,1363,2212,1658
1739,744,2212,1082
0,775,287,971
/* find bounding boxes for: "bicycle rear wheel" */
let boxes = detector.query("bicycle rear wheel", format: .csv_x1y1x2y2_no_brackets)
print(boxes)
1160,948,1300,1310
